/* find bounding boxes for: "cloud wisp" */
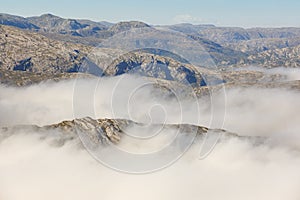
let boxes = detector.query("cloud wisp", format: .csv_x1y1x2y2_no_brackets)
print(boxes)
173,14,204,24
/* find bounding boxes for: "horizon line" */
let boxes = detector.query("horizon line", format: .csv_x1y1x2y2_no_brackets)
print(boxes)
1,12,300,29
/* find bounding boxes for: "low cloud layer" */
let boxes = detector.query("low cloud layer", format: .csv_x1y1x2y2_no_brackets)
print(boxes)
1,74,299,139
1,130,300,200
0,73,300,199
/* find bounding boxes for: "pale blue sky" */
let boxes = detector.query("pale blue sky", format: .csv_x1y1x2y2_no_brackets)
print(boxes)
0,0,300,27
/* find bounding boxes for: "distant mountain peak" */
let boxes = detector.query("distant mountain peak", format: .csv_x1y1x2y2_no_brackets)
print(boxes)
109,21,151,33
38,13,61,19
0,13,39,30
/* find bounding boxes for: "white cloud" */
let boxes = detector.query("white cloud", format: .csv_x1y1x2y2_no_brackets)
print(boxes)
1,123,300,200
1,73,300,199
173,14,204,24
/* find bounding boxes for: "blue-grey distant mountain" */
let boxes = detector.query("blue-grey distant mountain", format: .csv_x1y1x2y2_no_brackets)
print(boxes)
27,13,110,37
0,13,39,30
1,13,300,69
159,23,216,34
108,21,150,33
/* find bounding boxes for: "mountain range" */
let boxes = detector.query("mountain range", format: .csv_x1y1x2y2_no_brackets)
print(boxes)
1,13,300,88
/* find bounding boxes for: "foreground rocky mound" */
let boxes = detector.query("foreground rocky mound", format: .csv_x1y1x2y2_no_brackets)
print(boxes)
0,117,235,147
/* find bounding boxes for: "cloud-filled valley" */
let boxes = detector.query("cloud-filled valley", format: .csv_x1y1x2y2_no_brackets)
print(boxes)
1,73,300,200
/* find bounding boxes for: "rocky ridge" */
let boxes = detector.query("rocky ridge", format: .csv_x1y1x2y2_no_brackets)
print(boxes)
0,117,237,148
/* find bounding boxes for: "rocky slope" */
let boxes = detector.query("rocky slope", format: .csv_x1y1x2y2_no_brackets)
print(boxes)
103,51,214,86
0,68,94,86
0,25,91,73
241,45,300,68
163,24,300,67
0,25,225,86
191,27,300,44
225,37,300,54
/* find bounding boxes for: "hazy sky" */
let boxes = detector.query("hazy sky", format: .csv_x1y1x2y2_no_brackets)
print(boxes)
1,0,300,27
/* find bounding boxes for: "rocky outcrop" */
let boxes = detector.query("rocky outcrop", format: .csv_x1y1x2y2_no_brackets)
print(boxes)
74,117,122,144
0,117,234,147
